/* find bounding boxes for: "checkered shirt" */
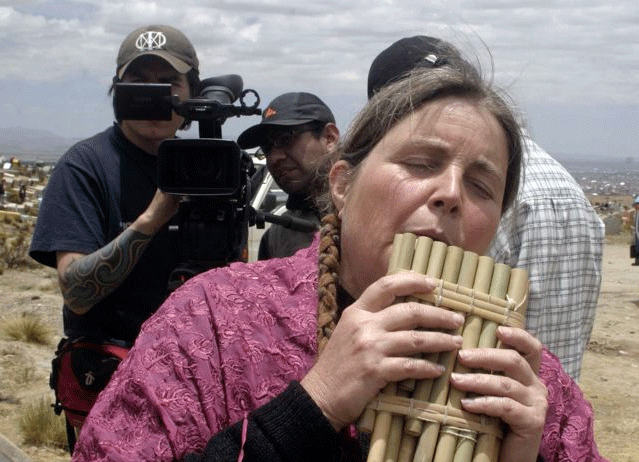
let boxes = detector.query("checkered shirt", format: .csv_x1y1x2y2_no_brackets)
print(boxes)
487,137,604,381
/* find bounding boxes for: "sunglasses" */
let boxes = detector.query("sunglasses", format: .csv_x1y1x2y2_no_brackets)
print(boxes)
260,125,314,155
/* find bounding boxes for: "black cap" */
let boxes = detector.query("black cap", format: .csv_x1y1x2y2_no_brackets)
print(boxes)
237,92,335,149
367,36,449,98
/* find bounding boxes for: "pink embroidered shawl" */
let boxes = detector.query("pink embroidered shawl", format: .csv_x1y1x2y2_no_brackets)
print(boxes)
72,239,607,462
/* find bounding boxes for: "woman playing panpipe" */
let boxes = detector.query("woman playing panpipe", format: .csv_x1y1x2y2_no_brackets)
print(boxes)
72,60,606,462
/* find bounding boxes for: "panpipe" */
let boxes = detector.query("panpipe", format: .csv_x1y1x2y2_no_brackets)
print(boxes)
358,233,528,462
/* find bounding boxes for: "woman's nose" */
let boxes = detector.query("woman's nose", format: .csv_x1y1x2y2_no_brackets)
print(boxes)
428,168,462,214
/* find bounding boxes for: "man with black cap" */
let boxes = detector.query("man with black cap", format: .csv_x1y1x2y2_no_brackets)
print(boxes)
368,35,605,382
238,92,339,259
29,25,200,442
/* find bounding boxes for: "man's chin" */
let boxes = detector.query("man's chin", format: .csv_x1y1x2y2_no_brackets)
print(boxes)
274,176,308,195
281,183,307,196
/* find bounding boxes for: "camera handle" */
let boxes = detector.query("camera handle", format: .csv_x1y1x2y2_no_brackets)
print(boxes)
251,208,320,233
171,88,261,138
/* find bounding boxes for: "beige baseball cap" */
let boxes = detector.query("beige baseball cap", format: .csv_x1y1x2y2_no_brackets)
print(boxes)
116,25,199,79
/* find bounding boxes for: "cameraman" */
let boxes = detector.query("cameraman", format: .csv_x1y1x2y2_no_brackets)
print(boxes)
237,92,339,259
29,24,200,436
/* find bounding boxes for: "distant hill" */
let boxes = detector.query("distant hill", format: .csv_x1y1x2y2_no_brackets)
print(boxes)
0,127,78,162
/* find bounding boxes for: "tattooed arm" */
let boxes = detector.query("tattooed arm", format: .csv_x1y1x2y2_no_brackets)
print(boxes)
57,229,153,315
57,189,179,315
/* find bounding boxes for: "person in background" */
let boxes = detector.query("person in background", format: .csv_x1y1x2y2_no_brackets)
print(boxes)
18,183,26,203
28,24,200,439
632,194,639,265
72,58,605,462
367,35,605,381
237,92,339,260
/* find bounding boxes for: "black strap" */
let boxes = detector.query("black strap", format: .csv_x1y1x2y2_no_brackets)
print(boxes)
65,416,77,454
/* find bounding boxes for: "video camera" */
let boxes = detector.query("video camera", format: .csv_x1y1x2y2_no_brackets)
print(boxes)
114,75,262,288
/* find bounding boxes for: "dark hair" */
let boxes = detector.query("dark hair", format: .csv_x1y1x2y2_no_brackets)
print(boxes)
108,67,201,131
307,120,329,139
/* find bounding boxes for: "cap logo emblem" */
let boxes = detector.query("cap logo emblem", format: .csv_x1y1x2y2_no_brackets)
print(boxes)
264,107,277,118
424,54,438,64
135,31,167,51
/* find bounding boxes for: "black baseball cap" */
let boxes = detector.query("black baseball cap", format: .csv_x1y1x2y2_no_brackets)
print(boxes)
116,25,199,79
237,92,335,149
367,35,451,98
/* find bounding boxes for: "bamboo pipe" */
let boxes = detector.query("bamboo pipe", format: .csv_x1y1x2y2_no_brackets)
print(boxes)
394,237,435,462
385,238,446,462
410,244,465,462
467,263,511,462
414,254,490,462
429,251,480,462
358,234,407,434
384,235,426,462
471,267,528,462
430,256,496,462
395,241,461,462
361,235,528,462
366,233,417,462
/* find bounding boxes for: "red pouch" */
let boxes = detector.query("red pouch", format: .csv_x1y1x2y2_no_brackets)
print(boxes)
50,338,129,427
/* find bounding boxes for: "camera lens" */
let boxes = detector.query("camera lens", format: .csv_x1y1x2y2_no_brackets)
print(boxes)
178,149,225,187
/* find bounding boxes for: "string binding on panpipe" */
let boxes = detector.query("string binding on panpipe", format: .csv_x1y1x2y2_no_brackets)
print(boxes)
358,233,529,462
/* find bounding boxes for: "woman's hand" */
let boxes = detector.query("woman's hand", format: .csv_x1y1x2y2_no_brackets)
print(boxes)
301,271,465,431
450,326,548,462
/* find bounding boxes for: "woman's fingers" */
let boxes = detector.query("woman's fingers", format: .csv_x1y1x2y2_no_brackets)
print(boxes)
301,272,466,430
455,327,542,384
380,329,463,359
451,370,525,401
354,271,466,334
376,354,448,383
496,325,543,375
455,346,536,388
379,300,466,332
450,330,548,443
353,271,440,314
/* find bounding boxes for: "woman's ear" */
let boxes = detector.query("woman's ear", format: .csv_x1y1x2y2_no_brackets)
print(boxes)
329,160,351,217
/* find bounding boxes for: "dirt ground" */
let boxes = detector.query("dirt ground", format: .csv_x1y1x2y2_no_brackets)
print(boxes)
580,236,639,462
0,237,638,462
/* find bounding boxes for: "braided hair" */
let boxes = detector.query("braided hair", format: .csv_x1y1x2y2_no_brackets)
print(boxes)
316,212,341,354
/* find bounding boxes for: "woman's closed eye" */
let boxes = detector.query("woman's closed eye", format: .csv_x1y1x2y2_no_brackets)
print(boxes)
402,157,440,174
466,175,498,200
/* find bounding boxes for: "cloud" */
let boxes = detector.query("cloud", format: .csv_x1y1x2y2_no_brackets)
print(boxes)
0,0,637,156
2,1,637,103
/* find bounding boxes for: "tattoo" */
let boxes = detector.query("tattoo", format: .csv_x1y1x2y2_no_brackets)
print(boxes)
59,229,153,314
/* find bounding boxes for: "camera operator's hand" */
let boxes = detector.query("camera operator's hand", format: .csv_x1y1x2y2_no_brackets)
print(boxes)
131,189,181,236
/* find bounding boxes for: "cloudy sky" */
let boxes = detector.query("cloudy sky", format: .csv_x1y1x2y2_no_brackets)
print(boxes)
1,0,638,159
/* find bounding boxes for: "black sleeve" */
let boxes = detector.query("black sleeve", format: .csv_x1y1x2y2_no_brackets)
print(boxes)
181,381,342,462
257,228,272,261
29,145,106,267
